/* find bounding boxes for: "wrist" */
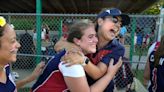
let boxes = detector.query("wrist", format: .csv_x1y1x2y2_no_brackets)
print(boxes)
106,71,116,79
27,74,36,82
104,73,113,81
81,56,90,66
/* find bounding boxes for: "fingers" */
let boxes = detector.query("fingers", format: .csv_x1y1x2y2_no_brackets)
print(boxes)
76,51,84,57
61,51,71,63
61,50,84,66
65,62,76,67
37,61,45,68
31,62,45,78
61,54,77,67
109,58,114,67
118,57,122,61
62,60,72,65
116,57,123,68
109,57,123,68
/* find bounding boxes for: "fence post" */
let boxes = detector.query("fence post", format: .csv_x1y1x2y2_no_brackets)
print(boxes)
130,17,136,64
36,0,42,64
158,7,164,41
58,18,63,39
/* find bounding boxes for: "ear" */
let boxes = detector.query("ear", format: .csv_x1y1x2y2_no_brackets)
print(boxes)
73,38,81,46
97,18,103,26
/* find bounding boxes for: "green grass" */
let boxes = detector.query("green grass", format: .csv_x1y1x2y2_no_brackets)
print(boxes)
133,70,144,84
18,88,30,92
133,45,149,56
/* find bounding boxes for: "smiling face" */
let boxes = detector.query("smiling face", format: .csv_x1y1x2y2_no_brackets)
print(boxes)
0,24,21,65
76,25,98,54
67,21,98,55
97,16,120,41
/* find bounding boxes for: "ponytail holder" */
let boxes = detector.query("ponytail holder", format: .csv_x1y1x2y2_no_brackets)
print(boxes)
0,16,6,27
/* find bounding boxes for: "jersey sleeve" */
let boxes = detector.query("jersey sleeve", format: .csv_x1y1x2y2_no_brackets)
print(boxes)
101,45,125,65
59,62,85,77
147,42,156,57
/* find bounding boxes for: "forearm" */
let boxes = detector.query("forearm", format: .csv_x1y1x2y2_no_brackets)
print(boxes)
64,72,112,92
16,75,34,89
143,60,150,87
16,62,45,89
54,37,80,52
54,38,67,52
90,58,122,92
84,62,107,80
143,78,149,88
143,70,149,87
90,73,112,92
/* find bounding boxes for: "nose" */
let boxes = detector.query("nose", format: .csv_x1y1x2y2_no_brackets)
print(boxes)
17,41,21,48
94,36,98,44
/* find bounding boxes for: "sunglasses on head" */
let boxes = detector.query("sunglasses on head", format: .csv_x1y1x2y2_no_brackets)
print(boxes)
104,16,118,23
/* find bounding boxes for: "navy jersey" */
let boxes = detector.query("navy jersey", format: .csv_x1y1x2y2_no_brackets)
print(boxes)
0,64,17,92
87,39,125,92
148,46,157,92
156,55,164,92
148,42,164,92
31,50,68,92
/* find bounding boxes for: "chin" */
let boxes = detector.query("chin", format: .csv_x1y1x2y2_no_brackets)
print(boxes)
11,58,17,62
89,49,96,53
109,37,115,40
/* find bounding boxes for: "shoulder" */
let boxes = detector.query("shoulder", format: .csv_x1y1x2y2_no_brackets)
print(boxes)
112,39,125,51
59,62,85,77
104,39,125,55
148,42,158,56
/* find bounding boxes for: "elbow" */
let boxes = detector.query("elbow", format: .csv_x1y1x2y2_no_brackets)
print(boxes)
91,72,104,80
143,78,149,87
92,76,99,80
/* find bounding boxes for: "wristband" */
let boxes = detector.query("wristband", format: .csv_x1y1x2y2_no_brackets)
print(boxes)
82,56,90,66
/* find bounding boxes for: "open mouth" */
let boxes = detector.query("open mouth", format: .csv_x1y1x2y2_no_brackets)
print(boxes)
108,29,116,37
110,29,118,34
109,29,117,34
110,29,115,32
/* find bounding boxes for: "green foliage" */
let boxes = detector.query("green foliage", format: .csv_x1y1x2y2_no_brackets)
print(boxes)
143,0,163,15
11,16,61,30
143,8,160,15
11,17,35,30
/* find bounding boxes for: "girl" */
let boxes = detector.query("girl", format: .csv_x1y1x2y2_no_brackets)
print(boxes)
0,16,45,92
144,35,164,92
31,20,122,92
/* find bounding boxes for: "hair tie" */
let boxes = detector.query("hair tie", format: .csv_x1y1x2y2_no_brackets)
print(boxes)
0,16,6,27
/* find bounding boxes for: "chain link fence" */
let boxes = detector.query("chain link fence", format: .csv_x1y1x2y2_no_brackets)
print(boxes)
0,13,162,92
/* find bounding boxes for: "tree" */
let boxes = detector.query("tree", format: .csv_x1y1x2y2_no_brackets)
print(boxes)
142,0,163,15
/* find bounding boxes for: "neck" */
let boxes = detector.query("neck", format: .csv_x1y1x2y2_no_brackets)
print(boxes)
0,62,6,72
97,36,110,49
0,65,4,72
